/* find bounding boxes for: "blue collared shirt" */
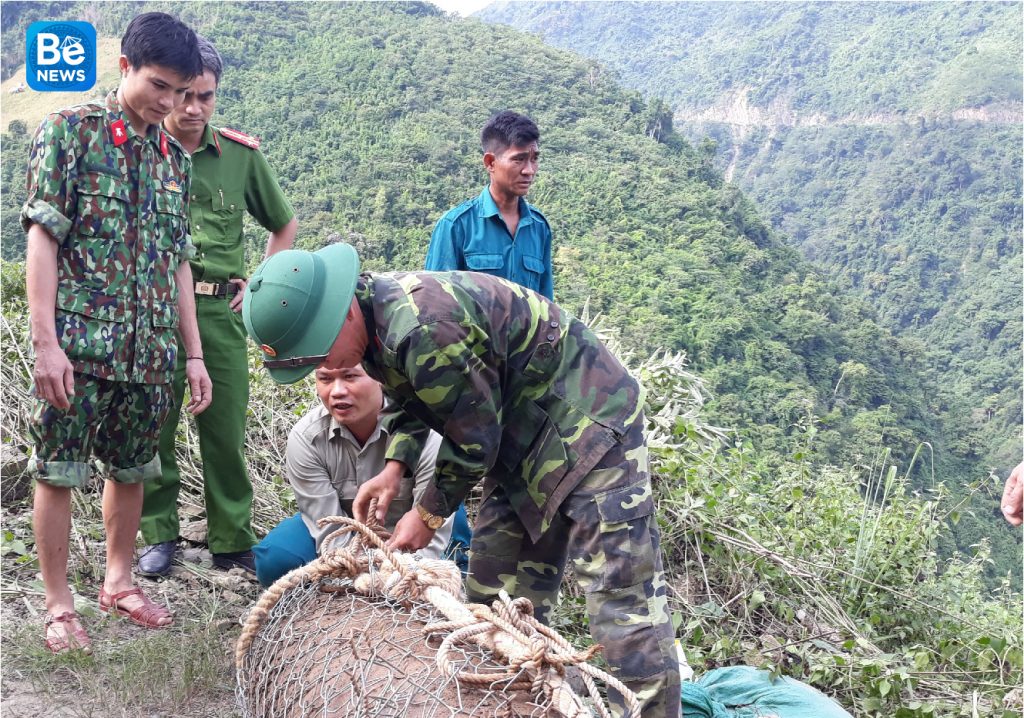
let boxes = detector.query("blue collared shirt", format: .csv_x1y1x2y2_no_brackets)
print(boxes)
426,186,553,299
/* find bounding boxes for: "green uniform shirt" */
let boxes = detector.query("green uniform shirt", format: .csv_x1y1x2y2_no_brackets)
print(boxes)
184,124,294,282
357,271,645,541
21,90,192,385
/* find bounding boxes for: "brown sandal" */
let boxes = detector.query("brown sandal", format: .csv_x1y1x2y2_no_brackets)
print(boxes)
99,586,172,629
44,611,92,654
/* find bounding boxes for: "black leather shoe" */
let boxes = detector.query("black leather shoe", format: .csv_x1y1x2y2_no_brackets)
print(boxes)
212,550,256,574
137,541,176,576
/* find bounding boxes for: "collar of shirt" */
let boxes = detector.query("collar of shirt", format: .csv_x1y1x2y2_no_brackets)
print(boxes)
478,185,534,228
194,123,222,157
104,90,163,150
310,404,387,450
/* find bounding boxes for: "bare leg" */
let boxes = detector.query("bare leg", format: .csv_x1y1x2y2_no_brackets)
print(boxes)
35,481,74,613
101,480,171,625
35,480,89,649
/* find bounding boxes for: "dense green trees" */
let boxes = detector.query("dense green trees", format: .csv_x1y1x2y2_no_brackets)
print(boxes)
480,2,1022,116
479,0,1023,581
0,1,995,512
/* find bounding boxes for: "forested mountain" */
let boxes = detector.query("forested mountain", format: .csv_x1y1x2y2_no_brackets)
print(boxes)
479,0,1023,575
1,1,1017,571
479,2,1021,117
0,1,934,468
1,4,1021,713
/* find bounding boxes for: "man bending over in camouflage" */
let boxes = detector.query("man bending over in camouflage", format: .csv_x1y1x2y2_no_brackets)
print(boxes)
23,13,210,653
241,244,679,717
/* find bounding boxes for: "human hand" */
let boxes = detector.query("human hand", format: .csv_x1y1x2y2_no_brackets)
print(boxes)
32,344,75,410
228,277,246,312
353,466,402,524
1001,462,1023,526
184,357,213,414
386,509,436,552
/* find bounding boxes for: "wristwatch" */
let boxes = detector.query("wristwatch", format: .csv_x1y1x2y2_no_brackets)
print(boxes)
415,504,445,530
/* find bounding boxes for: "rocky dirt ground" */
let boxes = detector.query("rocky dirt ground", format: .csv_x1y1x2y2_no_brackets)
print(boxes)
1,497,263,718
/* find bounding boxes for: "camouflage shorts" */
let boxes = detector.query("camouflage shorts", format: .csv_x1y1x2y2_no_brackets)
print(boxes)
467,422,680,717
28,376,173,488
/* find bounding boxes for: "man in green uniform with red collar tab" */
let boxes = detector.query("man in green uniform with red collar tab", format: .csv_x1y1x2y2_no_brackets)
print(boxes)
138,36,296,577
23,12,210,654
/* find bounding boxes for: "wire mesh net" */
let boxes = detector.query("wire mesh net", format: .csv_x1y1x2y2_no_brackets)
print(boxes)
239,578,546,716
235,516,638,718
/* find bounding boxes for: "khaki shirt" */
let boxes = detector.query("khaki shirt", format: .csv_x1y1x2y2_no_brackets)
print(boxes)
285,404,452,556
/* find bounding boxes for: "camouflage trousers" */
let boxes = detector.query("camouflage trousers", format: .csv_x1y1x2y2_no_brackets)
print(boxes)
28,376,173,488
466,423,680,717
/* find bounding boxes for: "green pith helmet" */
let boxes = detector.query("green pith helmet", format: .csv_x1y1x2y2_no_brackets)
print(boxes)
241,243,360,384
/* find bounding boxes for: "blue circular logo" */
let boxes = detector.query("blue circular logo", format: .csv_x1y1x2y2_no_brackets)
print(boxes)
26,20,97,92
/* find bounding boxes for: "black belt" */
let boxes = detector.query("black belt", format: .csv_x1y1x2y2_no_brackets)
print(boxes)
194,281,239,298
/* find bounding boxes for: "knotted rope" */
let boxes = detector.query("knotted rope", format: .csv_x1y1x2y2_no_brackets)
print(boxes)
235,509,639,718
428,593,639,718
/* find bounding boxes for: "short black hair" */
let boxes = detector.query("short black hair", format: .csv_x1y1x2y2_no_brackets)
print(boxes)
196,35,223,85
121,13,202,81
481,111,540,154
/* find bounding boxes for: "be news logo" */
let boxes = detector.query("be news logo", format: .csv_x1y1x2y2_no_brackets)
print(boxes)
26,21,97,92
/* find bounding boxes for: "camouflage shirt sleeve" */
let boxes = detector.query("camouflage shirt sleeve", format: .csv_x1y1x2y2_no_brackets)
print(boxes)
21,114,78,241
381,407,431,475
395,322,504,518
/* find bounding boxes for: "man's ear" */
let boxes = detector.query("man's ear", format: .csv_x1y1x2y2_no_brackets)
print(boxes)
483,152,496,171
118,55,131,76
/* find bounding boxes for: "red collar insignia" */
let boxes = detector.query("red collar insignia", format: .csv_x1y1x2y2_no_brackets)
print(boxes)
219,127,261,150
111,119,128,147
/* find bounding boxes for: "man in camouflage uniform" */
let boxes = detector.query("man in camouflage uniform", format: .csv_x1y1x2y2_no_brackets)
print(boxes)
138,36,297,577
23,13,210,653
241,244,679,717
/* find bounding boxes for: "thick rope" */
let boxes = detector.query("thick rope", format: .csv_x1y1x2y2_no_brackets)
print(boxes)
235,513,640,718
427,591,639,718
236,504,388,667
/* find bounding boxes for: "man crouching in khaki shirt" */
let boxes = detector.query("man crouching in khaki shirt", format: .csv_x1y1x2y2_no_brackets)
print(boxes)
252,364,466,586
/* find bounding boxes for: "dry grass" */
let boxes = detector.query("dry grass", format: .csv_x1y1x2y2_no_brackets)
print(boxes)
0,288,264,717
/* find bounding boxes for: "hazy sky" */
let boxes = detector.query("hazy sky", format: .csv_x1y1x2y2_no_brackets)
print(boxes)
429,0,492,17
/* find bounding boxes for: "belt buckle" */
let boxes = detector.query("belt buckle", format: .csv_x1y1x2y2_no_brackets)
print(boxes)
195,281,216,296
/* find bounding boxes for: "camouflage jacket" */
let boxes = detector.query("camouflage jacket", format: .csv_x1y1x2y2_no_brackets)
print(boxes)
356,271,645,541
21,90,193,384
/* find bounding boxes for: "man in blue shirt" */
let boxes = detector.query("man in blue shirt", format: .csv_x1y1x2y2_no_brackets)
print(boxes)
425,111,553,299
424,111,554,567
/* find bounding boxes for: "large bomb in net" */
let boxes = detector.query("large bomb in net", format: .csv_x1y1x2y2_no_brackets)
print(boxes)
235,517,640,718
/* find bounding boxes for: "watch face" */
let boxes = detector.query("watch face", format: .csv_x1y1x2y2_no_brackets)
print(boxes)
417,505,443,530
